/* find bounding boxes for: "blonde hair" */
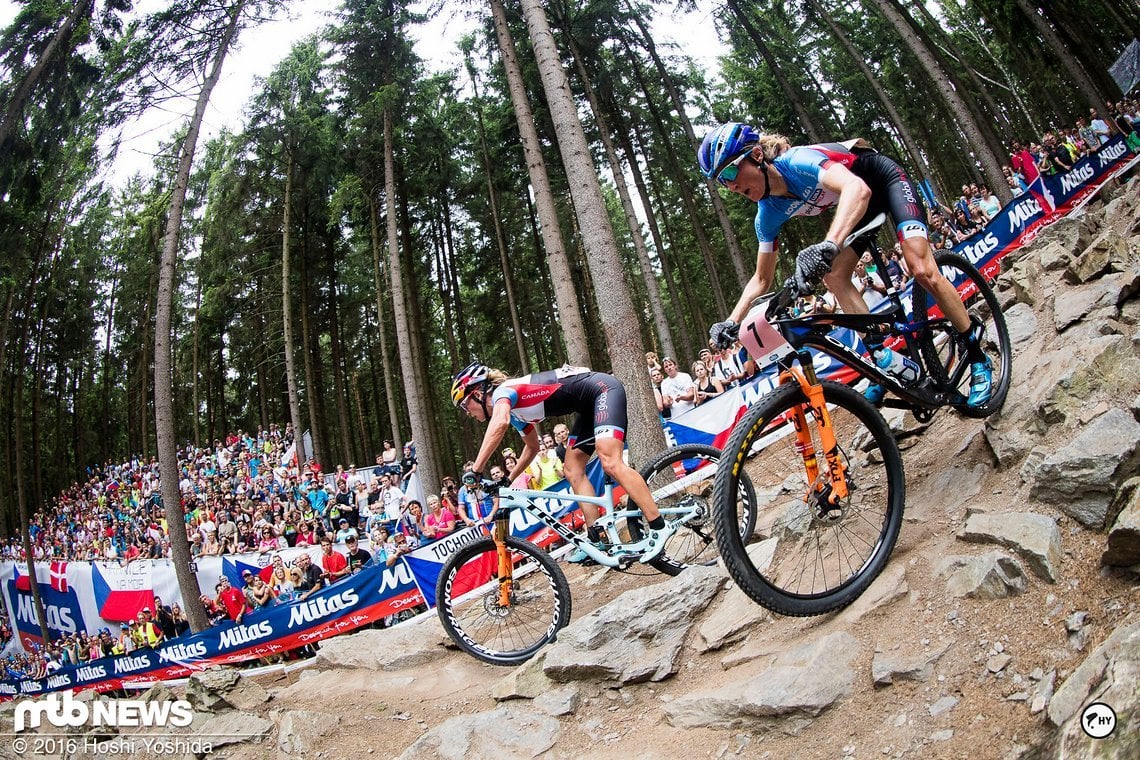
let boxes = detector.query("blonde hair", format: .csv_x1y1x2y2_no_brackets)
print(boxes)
756,133,790,162
487,368,510,385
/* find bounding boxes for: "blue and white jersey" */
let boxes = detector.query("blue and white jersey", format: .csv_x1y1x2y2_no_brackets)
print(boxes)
754,144,859,254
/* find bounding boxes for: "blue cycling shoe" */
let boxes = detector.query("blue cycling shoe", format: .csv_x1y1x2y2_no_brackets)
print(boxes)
863,383,886,405
967,357,993,407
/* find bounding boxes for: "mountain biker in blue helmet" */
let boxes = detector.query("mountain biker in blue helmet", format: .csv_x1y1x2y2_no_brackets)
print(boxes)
698,121,993,407
450,360,676,563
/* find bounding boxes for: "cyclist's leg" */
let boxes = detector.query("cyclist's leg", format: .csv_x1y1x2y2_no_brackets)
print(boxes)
584,375,663,524
593,437,661,523
862,152,971,335
821,247,867,316
900,236,970,333
561,443,599,524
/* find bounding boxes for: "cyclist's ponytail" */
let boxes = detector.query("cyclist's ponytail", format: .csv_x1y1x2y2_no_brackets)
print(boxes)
486,369,509,386
756,133,790,162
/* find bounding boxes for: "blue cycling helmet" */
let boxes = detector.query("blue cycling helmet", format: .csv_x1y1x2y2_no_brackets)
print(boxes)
698,122,761,181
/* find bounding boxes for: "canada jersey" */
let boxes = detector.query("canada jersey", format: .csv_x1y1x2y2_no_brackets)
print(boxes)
491,366,593,434
754,143,858,254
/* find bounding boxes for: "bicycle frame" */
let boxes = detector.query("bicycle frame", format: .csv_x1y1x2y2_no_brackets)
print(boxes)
485,477,711,570
751,217,966,412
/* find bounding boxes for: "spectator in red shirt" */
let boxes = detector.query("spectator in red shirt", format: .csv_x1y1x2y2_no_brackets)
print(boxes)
319,537,348,584
212,576,249,624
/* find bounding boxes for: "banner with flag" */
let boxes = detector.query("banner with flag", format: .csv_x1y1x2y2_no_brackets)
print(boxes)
0,558,424,700
91,563,153,622
48,562,69,593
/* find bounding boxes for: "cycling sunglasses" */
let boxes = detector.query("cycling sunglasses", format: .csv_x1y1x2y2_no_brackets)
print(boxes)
715,151,753,186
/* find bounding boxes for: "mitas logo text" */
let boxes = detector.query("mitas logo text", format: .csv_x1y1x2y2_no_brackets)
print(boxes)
288,589,359,628
218,619,274,649
15,691,194,732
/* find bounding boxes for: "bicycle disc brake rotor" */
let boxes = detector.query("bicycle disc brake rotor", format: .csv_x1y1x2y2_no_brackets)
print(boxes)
481,590,512,619
809,472,850,523
677,494,708,525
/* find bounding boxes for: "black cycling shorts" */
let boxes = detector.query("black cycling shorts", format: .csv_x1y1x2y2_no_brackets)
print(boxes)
849,152,928,251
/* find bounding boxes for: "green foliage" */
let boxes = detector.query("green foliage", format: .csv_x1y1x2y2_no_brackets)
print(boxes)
1,0,1134,523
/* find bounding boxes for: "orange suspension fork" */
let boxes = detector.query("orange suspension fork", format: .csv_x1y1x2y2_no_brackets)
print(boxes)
780,363,850,504
494,515,513,607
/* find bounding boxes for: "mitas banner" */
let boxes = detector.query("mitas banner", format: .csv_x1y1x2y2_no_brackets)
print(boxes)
0,558,421,699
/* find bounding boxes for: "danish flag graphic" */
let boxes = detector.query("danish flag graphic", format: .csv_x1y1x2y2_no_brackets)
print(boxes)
49,561,69,592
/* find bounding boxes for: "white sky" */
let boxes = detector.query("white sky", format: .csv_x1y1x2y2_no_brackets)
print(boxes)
0,1,724,185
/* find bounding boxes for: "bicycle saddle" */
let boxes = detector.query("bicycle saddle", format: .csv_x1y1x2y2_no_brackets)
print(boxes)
843,213,887,249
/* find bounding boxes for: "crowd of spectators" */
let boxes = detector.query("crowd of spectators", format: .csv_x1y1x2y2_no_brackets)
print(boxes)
0,416,534,620
1,424,457,564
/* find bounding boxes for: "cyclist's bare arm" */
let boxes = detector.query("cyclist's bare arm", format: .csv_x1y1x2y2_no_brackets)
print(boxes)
472,398,516,474
819,164,872,249
730,250,778,324
510,427,540,482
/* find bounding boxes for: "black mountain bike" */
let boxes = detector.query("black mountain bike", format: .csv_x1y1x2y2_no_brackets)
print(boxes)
712,213,1011,616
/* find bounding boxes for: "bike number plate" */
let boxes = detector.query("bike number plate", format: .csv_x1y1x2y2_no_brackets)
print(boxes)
740,303,794,371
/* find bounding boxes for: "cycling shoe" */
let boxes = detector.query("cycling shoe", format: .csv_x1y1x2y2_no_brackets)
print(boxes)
863,383,886,405
968,357,993,407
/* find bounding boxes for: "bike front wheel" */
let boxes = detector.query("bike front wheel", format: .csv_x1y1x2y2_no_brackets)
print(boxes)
912,251,1012,419
629,443,757,576
435,535,572,665
713,380,905,616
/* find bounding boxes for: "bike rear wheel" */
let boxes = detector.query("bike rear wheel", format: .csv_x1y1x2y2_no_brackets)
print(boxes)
713,380,904,616
912,251,1011,418
629,443,757,576
435,535,571,665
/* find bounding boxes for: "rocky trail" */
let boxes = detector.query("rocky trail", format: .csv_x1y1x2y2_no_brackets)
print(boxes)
8,179,1140,760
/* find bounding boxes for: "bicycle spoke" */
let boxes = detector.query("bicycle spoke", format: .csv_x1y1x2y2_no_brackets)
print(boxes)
737,399,894,600
439,540,566,663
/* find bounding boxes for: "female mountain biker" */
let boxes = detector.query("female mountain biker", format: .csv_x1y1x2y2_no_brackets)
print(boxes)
450,361,676,563
698,122,993,406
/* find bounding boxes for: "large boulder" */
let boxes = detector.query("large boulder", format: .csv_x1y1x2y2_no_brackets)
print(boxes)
196,710,273,750
958,512,1062,582
1064,230,1125,284
936,551,1029,598
664,631,859,733
492,652,556,702
541,564,725,685
274,709,341,756
1024,409,1140,528
984,336,1140,469
694,583,770,652
872,640,951,686
1004,302,1040,348
184,667,269,713
315,616,450,672
1045,614,1140,760
398,705,560,760
1103,477,1140,566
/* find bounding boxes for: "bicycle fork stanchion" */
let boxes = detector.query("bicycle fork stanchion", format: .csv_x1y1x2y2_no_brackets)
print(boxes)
494,515,513,607
784,358,849,506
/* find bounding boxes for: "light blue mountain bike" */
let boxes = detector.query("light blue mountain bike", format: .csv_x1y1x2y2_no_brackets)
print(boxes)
436,444,756,664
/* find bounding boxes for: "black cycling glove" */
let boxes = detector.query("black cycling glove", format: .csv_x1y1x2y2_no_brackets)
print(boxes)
794,240,840,296
709,320,740,349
